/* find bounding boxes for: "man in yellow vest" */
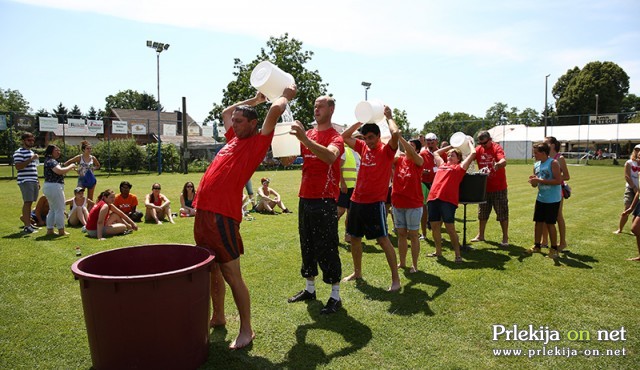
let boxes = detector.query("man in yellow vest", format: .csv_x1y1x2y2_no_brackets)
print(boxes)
338,144,361,242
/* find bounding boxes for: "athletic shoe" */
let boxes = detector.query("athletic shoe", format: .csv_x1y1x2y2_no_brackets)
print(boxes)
320,297,342,314
23,226,37,234
287,290,316,303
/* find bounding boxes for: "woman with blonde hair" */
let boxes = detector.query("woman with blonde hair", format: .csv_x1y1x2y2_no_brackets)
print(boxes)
145,183,175,224
65,140,101,200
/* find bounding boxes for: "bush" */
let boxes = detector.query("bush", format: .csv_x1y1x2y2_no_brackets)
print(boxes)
187,158,211,173
49,139,81,162
146,143,181,173
93,139,147,173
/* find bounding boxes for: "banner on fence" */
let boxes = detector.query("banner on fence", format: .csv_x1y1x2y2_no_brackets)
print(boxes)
112,120,128,134
0,115,7,130
163,124,176,136
131,123,147,135
67,118,86,134
15,116,35,131
87,120,104,134
589,114,617,125
39,117,58,131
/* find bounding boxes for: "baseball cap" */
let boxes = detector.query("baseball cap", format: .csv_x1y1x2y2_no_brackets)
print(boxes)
635,144,640,150
425,133,438,141
74,187,85,194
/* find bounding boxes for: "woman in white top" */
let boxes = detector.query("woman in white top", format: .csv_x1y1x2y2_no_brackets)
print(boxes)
255,177,291,214
65,140,101,201
65,187,95,227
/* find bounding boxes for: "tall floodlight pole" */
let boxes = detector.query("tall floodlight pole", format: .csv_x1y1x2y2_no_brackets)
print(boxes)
361,81,371,101
147,40,170,174
544,74,550,137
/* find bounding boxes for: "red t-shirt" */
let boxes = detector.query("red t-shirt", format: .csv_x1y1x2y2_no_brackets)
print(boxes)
475,142,507,192
420,148,447,184
194,128,274,222
86,200,108,231
299,127,344,200
427,163,466,206
114,193,138,214
351,139,396,203
391,155,424,208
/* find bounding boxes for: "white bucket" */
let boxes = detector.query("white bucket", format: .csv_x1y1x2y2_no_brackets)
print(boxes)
354,100,385,123
450,132,473,157
271,122,300,157
250,61,295,101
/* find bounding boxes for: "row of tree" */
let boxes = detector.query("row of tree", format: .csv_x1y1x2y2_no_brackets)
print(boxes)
2,34,639,143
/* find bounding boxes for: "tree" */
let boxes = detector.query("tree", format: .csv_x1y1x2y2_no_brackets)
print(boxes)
0,88,30,113
517,107,541,126
392,108,417,138
423,112,483,142
69,105,82,119
553,61,630,124
620,93,640,123
105,89,162,115
204,34,328,128
53,103,68,123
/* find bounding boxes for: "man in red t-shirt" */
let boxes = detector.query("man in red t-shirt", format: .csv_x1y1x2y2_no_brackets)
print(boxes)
341,106,401,292
193,85,297,350
284,96,345,315
472,131,509,247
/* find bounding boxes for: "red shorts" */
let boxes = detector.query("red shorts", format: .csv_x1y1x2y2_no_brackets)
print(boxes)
194,210,244,264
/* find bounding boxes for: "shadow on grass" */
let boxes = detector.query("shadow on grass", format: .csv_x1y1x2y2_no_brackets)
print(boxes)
354,274,450,316
339,241,383,255
205,301,372,369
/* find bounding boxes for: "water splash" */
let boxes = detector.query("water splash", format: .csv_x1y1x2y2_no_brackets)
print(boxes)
281,104,294,123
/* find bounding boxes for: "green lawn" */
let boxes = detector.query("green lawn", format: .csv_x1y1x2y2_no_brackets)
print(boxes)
0,164,638,369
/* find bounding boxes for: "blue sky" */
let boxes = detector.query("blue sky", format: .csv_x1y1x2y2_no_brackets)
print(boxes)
1,0,638,131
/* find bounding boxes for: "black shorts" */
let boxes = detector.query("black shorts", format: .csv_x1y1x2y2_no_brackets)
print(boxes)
347,201,388,240
533,201,560,224
337,188,354,209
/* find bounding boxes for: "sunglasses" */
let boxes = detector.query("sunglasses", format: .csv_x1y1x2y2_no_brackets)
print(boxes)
186,185,193,188
153,187,161,190
478,140,490,145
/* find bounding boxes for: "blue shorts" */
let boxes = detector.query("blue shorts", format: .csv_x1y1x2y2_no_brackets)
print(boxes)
427,199,457,224
392,207,423,230
347,201,388,240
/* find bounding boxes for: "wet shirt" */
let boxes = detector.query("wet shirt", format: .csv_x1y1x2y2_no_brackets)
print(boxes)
194,127,274,222
475,142,507,192
351,139,395,204
392,155,424,208
299,127,344,200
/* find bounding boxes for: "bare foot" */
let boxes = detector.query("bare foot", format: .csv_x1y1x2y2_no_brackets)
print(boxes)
613,230,621,234
342,272,361,282
169,219,176,224
388,281,401,292
46,230,55,236
397,263,406,269
470,236,484,242
626,256,640,261
409,267,417,273
229,331,255,350
57,231,70,236
156,220,163,225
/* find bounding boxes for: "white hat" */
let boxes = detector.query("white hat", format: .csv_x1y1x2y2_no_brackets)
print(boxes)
634,144,640,150
425,133,438,141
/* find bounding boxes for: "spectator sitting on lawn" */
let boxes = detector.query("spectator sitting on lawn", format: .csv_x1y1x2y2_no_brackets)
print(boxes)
86,189,138,240
114,181,143,222
20,195,49,228
144,183,175,224
179,181,197,217
65,187,94,227
255,177,292,214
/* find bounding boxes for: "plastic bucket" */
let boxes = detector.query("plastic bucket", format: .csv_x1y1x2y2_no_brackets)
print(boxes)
271,122,300,157
459,173,488,202
250,61,295,101
450,132,473,157
71,244,215,370
354,100,384,123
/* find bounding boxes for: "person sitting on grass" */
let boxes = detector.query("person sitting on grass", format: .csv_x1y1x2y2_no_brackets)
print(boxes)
144,183,175,224
65,187,94,227
255,177,291,214
426,143,476,263
20,195,49,228
86,189,138,240
179,181,197,217
622,190,640,261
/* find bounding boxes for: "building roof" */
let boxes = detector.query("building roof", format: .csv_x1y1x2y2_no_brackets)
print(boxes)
488,123,640,143
110,109,197,135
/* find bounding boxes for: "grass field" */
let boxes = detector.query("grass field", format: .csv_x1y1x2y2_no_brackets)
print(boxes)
0,163,638,369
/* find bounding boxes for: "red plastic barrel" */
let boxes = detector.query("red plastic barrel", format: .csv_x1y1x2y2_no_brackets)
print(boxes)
71,244,214,370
